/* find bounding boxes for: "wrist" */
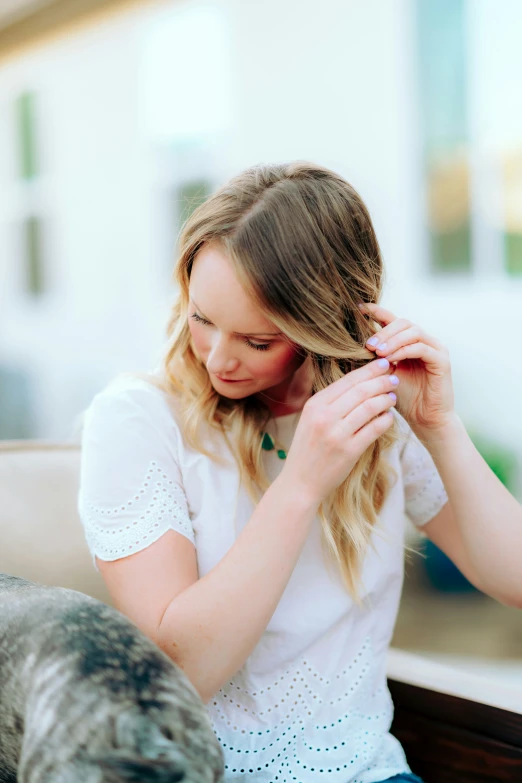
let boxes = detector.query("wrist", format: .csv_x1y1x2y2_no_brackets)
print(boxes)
414,412,466,451
272,470,323,513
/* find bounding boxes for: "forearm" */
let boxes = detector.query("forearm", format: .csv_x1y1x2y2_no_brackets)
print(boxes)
156,474,318,702
421,415,522,603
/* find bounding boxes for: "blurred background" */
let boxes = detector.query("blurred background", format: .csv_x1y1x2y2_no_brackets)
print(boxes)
0,0,521,684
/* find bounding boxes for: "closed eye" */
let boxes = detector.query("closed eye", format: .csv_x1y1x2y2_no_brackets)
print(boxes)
191,312,211,326
244,339,271,351
190,312,272,351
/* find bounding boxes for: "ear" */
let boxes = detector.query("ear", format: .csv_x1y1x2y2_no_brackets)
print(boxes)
96,752,186,782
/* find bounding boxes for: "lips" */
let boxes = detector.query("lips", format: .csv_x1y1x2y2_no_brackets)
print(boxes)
215,375,249,383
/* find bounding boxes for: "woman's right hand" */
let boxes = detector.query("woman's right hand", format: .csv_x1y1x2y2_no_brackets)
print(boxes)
281,358,398,505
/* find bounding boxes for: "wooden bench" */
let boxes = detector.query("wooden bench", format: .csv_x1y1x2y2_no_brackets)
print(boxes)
1,440,522,781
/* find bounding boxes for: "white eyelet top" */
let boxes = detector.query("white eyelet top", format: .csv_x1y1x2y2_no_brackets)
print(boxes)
78,376,448,783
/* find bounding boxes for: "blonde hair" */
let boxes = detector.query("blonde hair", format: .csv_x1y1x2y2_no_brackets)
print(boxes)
162,161,398,596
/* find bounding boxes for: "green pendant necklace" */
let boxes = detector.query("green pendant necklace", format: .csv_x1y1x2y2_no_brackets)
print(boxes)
261,431,287,460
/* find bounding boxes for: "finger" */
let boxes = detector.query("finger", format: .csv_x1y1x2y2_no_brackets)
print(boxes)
317,357,391,406
359,302,397,326
346,409,394,454
366,318,414,352
329,373,399,418
385,342,449,371
341,391,397,434
372,326,441,358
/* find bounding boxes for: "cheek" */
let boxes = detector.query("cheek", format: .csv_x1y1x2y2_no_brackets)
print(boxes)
188,320,208,357
256,344,303,379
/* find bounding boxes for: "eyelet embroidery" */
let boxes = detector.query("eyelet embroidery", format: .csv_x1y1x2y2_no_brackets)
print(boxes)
80,461,195,559
403,462,448,526
208,637,408,782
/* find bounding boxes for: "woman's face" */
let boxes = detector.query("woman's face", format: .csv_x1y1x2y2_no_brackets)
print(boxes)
188,243,307,404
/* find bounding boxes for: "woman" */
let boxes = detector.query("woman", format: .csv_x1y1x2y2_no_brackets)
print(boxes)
79,162,522,783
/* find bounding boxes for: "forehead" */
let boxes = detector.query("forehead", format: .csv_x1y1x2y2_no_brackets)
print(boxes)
189,244,278,335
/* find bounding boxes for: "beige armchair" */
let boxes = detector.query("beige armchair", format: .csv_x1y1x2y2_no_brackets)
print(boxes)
1,440,521,783
0,440,110,604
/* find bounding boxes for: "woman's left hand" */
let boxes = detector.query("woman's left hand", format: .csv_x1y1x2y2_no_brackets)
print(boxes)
360,303,455,437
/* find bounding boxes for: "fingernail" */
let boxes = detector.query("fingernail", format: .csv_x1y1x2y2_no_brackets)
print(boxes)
377,358,390,369
357,303,365,310
390,374,399,385
388,392,397,401
377,342,388,351
367,336,379,346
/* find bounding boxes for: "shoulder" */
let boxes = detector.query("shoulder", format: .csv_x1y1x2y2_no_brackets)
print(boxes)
78,375,197,561
79,374,189,486
388,410,433,477
79,375,187,507
83,374,183,444
390,411,448,526
86,374,177,421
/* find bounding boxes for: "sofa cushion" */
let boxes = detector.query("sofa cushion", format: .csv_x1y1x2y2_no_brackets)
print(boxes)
0,440,111,604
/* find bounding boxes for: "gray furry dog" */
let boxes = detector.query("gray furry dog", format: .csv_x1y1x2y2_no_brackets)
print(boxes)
0,573,224,783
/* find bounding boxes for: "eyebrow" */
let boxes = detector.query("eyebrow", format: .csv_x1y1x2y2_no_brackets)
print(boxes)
190,299,282,338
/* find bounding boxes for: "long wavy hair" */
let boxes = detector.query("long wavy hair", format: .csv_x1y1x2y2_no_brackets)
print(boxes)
161,161,398,596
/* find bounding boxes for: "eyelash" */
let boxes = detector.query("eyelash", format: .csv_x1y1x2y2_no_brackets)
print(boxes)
190,312,271,351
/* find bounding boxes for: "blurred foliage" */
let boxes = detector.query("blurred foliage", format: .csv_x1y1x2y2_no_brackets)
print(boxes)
430,223,471,275
505,233,522,276
177,179,211,231
469,433,518,490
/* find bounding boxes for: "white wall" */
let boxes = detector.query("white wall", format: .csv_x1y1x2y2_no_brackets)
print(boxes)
0,4,170,437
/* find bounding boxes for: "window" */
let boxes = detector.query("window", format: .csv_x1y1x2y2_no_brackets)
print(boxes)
503,151,522,276
16,91,38,180
23,215,45,295
416,0,471,274
15,90,46,296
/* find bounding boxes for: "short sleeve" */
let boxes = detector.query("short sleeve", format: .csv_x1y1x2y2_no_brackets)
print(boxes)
78,378,195,566
398,415,449,527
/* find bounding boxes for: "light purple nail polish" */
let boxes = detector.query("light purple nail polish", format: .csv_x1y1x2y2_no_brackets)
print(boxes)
367,336,379,346
388,392,397,401
390,374,399,385
377,358,390,369
378,342,388,351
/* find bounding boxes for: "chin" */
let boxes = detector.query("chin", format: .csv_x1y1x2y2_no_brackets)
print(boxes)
210,381,252,399
217,389,250,400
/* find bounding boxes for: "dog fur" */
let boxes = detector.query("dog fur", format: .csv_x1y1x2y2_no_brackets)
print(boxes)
0,573,224,783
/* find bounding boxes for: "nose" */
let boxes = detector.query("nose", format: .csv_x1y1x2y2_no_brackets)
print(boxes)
206,335,240,376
